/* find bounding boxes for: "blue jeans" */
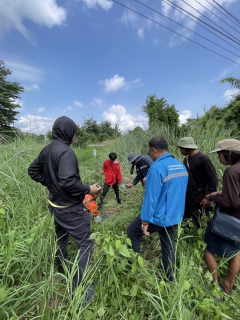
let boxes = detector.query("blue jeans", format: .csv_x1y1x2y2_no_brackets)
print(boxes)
127,215,176,281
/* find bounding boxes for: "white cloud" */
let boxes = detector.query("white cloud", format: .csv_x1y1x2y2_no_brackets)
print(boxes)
102,104,148,131
78,0,113,10
211,69,229,82
37,107,45,113
222,88,239,102
62,106,72,113
120,8,139,27
17,114,54,134
23,83,40,91
179,110,191,125
124,78,142,91
0,0,66,42
160,0,238,47
91,97,105,107
74,100,84,107
5,60,44,82
100,74,127,92
99,74,142,92
138,28,144,39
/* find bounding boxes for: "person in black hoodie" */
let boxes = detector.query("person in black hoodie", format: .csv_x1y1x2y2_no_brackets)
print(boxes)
28,116,100,299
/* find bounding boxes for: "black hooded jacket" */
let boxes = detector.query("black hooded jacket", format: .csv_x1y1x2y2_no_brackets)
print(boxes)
28,116,90,206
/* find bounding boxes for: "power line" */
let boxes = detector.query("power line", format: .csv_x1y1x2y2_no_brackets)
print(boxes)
212,0,240,26
194,0,240,34
133,0,240,58
178,0,240,44
162,0,240,53
166,0,240,45
111,0,240,66
205,0,240,28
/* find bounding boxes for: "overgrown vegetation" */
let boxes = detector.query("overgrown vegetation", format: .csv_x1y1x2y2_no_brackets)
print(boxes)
0,121,240,319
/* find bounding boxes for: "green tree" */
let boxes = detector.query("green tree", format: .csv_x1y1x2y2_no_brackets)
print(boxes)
46,130,52,141
221,77,240,89
74,125,91,148
82,117,100,141
0,60,24,136
221,77,240,137
99,120,115,139
141,94,179,129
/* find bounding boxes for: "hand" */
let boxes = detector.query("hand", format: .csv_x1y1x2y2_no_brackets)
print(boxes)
125,183,133,188
205,194,211,200
141,222,150,236
89,183,101,195
142,177,146,185
100,171,104,175
205,191,221,200
200,198,211,209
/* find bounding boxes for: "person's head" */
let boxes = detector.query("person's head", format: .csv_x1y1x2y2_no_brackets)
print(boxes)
52,116,77,144
127,152,143,165
148,137,168,161
177,137,198,156
109,152,117,162
209,139,240,165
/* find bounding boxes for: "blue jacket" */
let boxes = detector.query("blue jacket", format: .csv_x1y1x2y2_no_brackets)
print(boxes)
140,153,188,227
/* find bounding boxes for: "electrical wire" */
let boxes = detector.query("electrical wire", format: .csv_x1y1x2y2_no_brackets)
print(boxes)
212,0,240,26
178,0,240,44
162,0,240,53
166,0,240,45
111,0,240,66
133,0,239,57
194,0,240,33
205,0,240,28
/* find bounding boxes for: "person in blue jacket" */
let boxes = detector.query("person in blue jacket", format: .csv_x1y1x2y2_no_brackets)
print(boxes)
127,137,188,281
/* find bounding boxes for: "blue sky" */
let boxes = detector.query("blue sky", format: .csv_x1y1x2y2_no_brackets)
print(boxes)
1,0,240,134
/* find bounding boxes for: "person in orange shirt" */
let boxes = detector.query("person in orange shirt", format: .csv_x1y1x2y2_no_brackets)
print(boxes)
83,193,102,223
98,152,122,209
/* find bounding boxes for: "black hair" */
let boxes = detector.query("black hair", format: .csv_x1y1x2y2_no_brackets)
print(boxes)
109,152,117,161
219,150,240,165
149,137,168,151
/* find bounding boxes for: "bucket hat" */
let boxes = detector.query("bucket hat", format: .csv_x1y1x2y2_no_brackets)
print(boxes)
209,139,240,153
127,152,143,165
177,137,198,149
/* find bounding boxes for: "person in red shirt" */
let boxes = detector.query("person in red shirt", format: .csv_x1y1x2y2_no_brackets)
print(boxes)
83,193,102,223
98,152,122,209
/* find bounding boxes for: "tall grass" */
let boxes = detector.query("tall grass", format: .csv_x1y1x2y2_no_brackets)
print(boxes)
0,123,239,319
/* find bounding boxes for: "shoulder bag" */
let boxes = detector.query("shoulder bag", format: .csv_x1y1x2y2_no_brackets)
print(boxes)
211,207,240,243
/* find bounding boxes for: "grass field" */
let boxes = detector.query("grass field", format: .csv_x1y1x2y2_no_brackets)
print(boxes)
0,128,240,319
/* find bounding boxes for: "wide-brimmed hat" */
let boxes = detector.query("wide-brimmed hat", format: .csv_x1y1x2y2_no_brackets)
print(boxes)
127,152,143,165
177,137,198,149
209,139,240,153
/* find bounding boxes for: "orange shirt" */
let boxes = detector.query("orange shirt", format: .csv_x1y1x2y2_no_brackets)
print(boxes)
83,194,99,217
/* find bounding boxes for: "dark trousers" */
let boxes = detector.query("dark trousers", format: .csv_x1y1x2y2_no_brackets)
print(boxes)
183,204,206,228
50,203,93,293
127,215,176,281
99,182,120,206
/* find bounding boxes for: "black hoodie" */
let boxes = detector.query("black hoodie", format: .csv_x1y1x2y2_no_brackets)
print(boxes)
28,116,90,206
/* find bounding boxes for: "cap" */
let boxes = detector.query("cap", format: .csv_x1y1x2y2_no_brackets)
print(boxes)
127,152,143,165
209,139,240,153
177,137,198,149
